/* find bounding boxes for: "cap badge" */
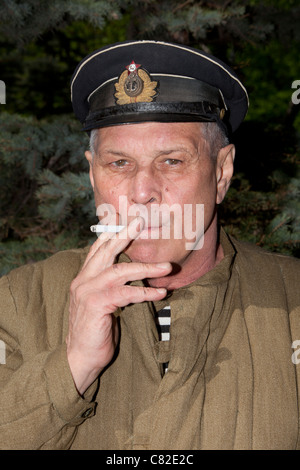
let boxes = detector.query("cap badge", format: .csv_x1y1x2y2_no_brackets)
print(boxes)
114,61,158,105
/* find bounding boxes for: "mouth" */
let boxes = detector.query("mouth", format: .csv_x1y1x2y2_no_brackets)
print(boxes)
136,224,171,240
143,224,162,229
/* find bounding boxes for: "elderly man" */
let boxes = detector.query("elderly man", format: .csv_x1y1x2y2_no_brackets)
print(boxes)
0,41,299,450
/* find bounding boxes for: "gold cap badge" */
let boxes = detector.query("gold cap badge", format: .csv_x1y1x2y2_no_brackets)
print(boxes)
114,61,158,105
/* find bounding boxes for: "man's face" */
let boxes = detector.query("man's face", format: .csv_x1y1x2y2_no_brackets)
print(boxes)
86,122,232,267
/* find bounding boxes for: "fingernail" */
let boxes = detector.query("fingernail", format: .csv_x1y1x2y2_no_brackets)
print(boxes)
155,262,171,270
156,288,167,294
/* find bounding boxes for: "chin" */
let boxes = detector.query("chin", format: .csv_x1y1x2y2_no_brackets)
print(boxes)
125,239,185,265
125,240,163,264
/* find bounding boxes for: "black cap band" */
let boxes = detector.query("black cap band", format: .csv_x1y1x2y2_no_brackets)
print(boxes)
84,75,227,131
84,101,224,129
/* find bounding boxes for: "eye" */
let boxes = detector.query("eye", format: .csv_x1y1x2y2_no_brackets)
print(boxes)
111,159,128,167
165,158,182,166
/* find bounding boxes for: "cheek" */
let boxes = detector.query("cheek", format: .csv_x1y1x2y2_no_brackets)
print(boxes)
93,182,132,226
174,173,217,222
94,187,120,210
92,169,121,204
167,178,211,205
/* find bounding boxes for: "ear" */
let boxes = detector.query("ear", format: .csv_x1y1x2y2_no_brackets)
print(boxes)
85,150,94,190
215,144,235,205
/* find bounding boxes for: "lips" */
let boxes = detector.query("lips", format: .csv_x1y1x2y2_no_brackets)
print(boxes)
143,225,163,229
115,203,177,236
137,226,161,240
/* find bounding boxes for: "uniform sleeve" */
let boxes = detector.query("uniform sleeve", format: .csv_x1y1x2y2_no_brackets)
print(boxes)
0,273,97,450
279,256,300,450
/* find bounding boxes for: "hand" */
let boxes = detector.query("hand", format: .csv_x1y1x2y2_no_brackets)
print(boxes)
66,217,172,395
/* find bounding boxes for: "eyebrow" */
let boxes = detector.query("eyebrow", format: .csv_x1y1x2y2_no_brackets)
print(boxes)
99,147,194,158
99,150,129,158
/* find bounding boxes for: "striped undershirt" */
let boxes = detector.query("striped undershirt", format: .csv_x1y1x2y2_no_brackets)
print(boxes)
155,306,171,342
155,306,171,373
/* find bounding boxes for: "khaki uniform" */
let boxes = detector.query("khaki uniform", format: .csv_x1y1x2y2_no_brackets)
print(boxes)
0,231,299,450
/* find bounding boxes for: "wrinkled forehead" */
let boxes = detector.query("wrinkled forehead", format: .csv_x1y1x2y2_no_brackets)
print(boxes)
91,122,214,163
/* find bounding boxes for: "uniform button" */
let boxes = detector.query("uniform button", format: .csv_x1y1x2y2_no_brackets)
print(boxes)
81,407,93,418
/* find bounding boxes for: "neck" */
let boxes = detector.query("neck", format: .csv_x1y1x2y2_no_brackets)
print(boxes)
148,222,223,290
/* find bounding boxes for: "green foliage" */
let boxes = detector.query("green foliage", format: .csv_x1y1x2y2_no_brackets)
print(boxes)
0,112,96,275
219,168,300,257
0,0,122,45
234,40,300,128
0,16,128,117
37,169,93,224
140,2,247,43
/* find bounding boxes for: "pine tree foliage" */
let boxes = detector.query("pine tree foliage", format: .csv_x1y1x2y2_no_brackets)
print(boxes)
0,0,121,45
37,169,93,222
123,0,300,49
0,112,95,275
219,167,300,256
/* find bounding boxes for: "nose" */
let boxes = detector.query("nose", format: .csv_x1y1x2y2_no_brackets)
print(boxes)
128,166,161,206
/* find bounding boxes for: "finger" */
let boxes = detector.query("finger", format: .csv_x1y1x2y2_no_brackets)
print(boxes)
82,229,116,270
101,284,168,313
109,261,173,287
83,214,141,269
83,217,145,277
89,261,173,290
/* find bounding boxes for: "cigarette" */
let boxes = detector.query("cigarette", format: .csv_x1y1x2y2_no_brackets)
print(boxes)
90,225,125,233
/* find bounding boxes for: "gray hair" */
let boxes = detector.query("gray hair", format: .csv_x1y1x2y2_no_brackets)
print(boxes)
89,122,229,160
200,122,230,161
89,128,98,157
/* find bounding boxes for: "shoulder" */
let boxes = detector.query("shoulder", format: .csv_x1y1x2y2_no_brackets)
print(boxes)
0,246,91,343
226,233,300,307
4,245,90,297
229,235,300,274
